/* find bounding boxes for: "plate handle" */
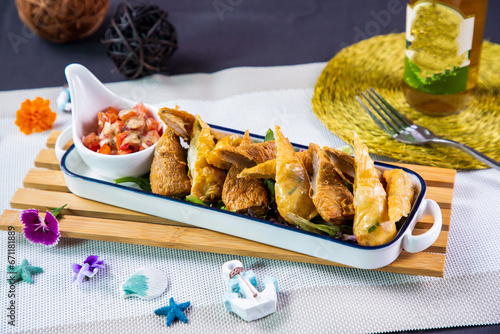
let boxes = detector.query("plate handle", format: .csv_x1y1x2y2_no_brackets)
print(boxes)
402,199,442,253
55,126,73,162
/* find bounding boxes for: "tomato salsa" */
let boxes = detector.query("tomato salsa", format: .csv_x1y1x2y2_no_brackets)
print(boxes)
82,103,162,155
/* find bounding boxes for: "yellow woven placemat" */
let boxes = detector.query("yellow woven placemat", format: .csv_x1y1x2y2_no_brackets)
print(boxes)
312,33,500,170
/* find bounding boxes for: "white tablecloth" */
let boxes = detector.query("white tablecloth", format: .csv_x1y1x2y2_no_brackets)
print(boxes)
1,63,499,333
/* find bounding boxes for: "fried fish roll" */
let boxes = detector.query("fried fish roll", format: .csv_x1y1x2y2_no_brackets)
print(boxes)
383,169,415,223
187,116,226,202
217,140,277,168
275,125,317,223
238,159,277,179
206,134,243,170
222,130,269,215
150,128,191,197
237,150,312,180
309,143,354,224
323,146,355,185
158,106,196,142
353,132,396,246
222,165,269,216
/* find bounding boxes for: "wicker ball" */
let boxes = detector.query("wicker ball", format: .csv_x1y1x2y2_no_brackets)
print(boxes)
101,2,178,79
15,0,109,43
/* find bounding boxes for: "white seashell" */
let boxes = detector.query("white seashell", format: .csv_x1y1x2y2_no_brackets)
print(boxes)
120,267,168,300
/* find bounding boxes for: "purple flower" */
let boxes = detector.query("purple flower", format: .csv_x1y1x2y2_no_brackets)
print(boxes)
20,209,60,247
71,255,105,284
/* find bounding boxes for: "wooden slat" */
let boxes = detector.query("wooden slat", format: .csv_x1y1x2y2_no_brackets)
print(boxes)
411,228,448,253
23,169,68,192
393,162,456,187
34,149,60,170
0,210,446,277
46,130,72,150
10,188,190,228
46,130,61,148
416,209,451,231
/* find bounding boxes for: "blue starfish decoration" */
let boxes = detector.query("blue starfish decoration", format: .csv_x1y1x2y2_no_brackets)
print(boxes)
154,297,190,326
7,259,43,284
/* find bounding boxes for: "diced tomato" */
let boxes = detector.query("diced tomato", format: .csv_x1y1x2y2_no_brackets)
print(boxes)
146,118,160,132
107,106,120,115
98,143,111,154
97,112,119,133
115,131,129,150
86,103,156,155
135,102,148,117
117,149,133,155
82,132,100,151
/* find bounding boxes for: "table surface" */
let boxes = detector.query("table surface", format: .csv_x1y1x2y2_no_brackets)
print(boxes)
1,0,499,333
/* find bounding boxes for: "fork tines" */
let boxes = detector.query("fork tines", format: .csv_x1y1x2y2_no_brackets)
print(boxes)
355,88,412,137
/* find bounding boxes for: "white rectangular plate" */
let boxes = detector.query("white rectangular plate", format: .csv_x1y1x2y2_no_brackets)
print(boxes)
60,125,430,269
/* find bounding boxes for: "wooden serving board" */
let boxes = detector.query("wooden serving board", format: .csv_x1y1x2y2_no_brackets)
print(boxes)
0,130,456,277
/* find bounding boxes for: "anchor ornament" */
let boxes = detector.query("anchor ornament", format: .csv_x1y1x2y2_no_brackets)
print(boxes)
222,260,279,321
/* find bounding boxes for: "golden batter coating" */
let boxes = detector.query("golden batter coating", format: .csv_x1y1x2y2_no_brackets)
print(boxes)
158,106,195,142
352,132,396,246
206,134,243,170
187,116,226,202
150,128,191,197
383,169,415,223
323,146,355,185
275,125,317,223
222,165,269,216
309,143,354,224
237,150,312,180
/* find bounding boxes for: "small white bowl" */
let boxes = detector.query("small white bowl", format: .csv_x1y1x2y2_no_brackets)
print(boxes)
63,63,162,180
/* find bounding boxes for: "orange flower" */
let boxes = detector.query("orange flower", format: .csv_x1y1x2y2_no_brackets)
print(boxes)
15,97,57,135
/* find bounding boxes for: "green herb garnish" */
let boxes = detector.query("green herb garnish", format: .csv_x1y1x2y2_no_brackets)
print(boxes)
368,222,380,233
287,184,298,195
286,213,340,238
115,176,152,192
185,194,206,205
336,145,353,155
264,179,276,196
264,129,274,142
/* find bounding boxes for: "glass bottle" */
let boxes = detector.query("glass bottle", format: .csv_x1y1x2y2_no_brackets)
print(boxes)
402,0,488,116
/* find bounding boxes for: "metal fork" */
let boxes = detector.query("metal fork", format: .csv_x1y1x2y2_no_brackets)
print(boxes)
355,88,500,170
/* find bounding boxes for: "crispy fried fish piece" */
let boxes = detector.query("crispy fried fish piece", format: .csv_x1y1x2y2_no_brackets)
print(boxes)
275,125,317,223
383,169,415,223
237,150,312,179
158,106,224,143
150,128,191,197
323,147,355,185
206,134,242,170
222,130,268,215
240,130,253,146
187,116,226,202
238,159,277,179
158,106,195,142
353,132,396,246
217,140,277,168
222,165,269,216
309,143,354,224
